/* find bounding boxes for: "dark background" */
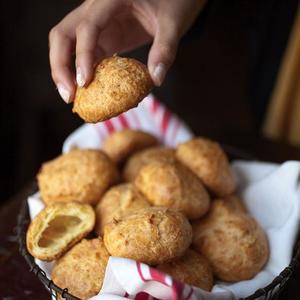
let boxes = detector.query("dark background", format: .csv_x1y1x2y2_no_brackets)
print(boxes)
1,0,299,204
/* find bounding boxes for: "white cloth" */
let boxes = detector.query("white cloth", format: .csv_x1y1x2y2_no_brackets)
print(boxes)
62,94,193,152
27,95,300,299
28,161,300,300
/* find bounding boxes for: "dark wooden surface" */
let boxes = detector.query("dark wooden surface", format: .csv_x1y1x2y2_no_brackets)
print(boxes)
1,138,300,299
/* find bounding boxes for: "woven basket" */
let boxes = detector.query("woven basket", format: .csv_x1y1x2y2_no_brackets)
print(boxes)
17,146,300,300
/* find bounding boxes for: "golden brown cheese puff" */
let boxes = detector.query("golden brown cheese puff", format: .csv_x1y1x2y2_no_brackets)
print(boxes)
176,137,236,197
73,55,153,123
157,249,214,291
95,183,151,236
224,194,247,213
102,130,158,164
123,146,176,181
52,238,109,300
26,202,95,261
37,149,118,206
104,207,192,265
134,161,210,220
192,198,269,282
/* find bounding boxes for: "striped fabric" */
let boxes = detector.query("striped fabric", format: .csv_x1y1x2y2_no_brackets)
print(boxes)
93,257,232,300
63,94,193,153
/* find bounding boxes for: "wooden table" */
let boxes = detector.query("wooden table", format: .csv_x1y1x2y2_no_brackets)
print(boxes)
1,136,300,299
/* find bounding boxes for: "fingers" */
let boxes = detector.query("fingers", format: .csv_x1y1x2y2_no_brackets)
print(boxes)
49,0,121,103
148,19,179,86
75,0,121,87
75,21,106,87
49,27,75,103
49,4,84,103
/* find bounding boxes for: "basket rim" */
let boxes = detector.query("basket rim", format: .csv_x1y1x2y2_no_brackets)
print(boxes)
17,146,300,300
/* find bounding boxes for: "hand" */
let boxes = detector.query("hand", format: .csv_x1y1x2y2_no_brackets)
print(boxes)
49,0,206,103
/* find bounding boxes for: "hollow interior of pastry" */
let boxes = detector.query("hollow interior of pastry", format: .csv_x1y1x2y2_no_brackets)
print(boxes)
38,215,83,248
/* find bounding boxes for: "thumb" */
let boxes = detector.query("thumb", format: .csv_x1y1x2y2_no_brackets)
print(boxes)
148,20,179,86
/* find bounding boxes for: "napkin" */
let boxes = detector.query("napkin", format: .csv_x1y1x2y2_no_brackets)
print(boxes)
62,94,193,152
27,95,300,300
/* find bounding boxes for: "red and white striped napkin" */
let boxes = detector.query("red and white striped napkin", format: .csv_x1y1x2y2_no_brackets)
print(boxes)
63,94,193,153
91,258,233,300
27,94,300,300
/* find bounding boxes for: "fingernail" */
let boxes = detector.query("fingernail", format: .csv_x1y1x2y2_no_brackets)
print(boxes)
152,63,166,86
57,84,70,103
76,67,85,87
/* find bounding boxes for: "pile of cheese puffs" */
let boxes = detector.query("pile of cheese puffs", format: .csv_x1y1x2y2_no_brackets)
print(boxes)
26,130,269,300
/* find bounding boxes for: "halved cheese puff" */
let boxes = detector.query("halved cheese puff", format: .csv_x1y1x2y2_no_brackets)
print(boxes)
26,202,95,261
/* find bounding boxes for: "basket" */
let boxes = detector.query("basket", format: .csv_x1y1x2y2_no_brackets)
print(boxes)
17,146,300,300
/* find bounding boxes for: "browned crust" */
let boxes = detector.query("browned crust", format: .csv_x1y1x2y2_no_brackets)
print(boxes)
102,129,158,164
37,149,118,206
94,183,150,236
123,146,176,182
73,55,153,123
103,207,192,265
52,238,110,300
176,137,236,197
192,198,269,281
134,161,210,220
157,249,214,291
